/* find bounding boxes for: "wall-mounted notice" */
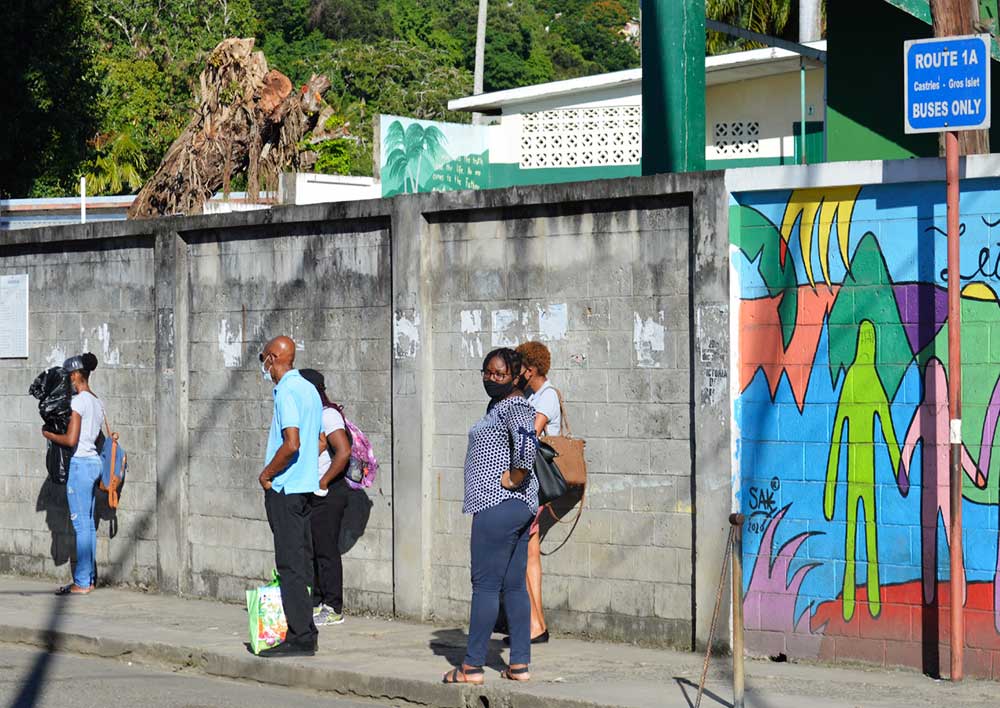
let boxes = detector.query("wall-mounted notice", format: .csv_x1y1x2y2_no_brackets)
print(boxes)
0,274,29,358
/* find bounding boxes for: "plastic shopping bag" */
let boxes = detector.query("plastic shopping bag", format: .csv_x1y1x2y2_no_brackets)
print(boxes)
246,570,287,655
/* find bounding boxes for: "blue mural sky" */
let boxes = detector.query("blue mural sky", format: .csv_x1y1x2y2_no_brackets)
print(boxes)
734,178,1000,625
734,178,1000,298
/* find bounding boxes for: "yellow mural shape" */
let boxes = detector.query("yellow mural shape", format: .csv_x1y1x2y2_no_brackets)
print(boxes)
962,282,1000,302
780,186,862,288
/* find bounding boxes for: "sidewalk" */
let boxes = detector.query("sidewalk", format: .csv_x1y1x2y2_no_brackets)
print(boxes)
0,575,995,708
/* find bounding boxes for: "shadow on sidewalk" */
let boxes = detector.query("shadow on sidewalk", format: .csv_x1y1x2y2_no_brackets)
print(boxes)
7,593,67,708
35,480,73,571
430,628,507,672
674,677,732,708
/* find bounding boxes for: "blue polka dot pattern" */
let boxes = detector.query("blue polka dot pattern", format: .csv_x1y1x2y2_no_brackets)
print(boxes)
462,396,540,516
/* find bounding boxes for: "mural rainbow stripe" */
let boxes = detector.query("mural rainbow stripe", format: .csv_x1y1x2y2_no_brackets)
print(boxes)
732,179,1000,677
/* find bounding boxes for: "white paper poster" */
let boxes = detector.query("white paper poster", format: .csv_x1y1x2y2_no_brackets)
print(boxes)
0,274,29,358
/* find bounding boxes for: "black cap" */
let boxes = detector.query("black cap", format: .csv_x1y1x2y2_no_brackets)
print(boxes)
299,368,325,392
63,355,85,373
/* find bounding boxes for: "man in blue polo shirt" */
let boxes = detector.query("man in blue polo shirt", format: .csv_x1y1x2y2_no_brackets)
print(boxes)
257,335,322,657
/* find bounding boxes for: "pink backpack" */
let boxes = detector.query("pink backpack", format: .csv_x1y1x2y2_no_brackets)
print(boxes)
331,404,378,490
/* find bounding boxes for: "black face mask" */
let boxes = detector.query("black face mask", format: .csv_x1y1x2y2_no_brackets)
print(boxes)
484,379,515,400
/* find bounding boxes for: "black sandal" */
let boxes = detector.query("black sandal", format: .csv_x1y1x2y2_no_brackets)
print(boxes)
501,665,530,681
443,665,485,684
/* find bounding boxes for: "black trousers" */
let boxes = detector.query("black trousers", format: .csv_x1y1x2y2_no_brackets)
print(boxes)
310,477,349,613
264,488,318,647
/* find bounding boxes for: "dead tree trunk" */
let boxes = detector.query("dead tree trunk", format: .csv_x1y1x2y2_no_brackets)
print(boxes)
128,38,331,219
930,0,990,155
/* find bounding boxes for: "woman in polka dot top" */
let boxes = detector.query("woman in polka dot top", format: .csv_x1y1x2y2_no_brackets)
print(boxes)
443,347,539,686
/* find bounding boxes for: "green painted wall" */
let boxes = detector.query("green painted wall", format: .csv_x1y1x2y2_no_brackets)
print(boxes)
705,157,785,169
829,0,1000,162
491,163,640,186
827,0,937,162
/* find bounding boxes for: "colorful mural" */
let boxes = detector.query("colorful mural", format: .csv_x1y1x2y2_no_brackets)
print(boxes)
732,179,1000,678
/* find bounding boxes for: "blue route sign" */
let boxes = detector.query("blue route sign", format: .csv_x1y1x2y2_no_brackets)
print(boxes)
904,34,991,134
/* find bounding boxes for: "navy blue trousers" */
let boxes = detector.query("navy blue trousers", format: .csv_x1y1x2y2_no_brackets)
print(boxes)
464,499,534,667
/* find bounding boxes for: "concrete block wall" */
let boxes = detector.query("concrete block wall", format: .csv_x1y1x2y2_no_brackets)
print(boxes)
0,173,731,650
183,223,394,613
426,200,696,645
0,239,158,586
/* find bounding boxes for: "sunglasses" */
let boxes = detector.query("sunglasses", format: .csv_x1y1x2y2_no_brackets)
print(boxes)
258,351,273,363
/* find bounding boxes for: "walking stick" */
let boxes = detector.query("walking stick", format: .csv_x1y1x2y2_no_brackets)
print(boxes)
695,521,736,708
731,513,746,708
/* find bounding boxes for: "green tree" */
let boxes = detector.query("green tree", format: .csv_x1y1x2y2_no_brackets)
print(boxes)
0,0,99,197
84,131,148,195
556,1,637,73
317,40,472,175
311,0,394,41
87,0,259,186
706,0,794,54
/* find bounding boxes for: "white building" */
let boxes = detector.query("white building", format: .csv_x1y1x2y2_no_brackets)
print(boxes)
444,41,827,178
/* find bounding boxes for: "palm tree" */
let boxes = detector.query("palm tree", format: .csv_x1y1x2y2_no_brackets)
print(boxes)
383,120,449,194
85,131,148,195
706,0,794,54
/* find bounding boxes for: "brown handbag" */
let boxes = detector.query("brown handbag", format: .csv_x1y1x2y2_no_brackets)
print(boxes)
544,387,586,486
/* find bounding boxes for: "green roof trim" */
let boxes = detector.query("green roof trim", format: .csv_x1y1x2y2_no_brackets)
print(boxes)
885,0,931,23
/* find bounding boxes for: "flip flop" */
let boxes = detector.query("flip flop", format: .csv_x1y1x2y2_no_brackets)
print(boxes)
55,584,91,596
442,665,485,685
501,665,530,681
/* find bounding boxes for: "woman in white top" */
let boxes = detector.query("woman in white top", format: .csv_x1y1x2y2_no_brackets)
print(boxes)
42,353,104,595
515,341,562,644
299,369,352,627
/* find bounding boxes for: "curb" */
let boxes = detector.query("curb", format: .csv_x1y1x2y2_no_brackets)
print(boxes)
0,623,613,708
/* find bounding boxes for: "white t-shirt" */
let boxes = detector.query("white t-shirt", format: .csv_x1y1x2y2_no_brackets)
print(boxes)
70,391,105,458
314,406,347,497
528,381,561,437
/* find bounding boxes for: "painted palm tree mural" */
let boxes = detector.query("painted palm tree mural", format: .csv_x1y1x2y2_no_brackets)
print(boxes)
380,116,491,197
383,120,450,194
733,179,1000,678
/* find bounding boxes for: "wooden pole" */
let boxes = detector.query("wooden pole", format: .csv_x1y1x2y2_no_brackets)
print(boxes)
730,513,745,708
930,0,991,154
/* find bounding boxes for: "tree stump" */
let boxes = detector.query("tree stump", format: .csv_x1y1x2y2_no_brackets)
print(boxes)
128,38,331,219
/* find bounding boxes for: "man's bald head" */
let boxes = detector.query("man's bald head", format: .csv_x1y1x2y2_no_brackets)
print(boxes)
261,335,297,383
266,336,296,366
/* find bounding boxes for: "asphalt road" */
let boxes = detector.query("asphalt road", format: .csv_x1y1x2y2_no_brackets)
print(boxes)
0,642,396,708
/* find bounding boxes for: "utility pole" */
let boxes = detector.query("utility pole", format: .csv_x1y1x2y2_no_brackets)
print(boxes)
930,0,990,154
799,0,822,42
473,0,488,125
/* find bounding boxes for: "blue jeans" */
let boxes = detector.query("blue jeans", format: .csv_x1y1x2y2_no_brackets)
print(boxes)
465,499,534,668
67,456,101,588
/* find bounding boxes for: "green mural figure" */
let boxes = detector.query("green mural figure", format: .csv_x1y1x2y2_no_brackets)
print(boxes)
825,319,901,622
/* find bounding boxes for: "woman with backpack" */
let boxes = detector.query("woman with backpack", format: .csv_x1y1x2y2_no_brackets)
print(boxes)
41,353,103,596
300,369,352,627
443,348,538,685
